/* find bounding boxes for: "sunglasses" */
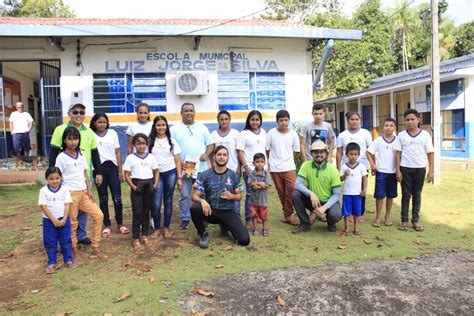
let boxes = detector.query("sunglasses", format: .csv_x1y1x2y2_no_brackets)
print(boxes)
71,110,86,116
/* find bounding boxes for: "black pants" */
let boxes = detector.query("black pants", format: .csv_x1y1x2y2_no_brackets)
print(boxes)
131,178,154,239
292,191,342,225
190,203,250,246
95,161,123,227
400,167,426,223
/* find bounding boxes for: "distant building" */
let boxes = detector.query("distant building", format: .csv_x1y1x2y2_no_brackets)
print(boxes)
316,54,474,159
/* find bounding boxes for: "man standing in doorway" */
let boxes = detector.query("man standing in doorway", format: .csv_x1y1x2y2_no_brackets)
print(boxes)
171,102,214,230
49,103,103,246
9,102,34,158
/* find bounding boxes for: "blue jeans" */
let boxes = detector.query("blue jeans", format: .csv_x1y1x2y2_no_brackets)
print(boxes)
179,175,196,222
96,161,123,227
76,212,87,241
153,168,177,229
43,217,73,265
242,171,251,222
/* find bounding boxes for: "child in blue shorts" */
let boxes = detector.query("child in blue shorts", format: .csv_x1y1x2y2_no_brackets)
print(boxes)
340,143,367,235
367,118,398,227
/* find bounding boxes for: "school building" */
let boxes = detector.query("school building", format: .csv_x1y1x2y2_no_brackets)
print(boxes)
0,17,361,159
316,53,474,159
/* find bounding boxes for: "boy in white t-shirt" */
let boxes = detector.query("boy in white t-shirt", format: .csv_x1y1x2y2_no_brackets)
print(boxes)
367,118,398,228
266,110,300,226
394,109,434,232
340,143,367,235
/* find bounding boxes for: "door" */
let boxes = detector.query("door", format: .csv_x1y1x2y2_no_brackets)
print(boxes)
0,63,7,159
40,61,62,157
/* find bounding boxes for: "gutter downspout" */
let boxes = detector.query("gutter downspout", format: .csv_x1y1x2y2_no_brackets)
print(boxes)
312,39,334,92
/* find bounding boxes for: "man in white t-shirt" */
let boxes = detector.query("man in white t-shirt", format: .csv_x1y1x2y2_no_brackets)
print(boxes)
266,109,300,226
9,102,33,158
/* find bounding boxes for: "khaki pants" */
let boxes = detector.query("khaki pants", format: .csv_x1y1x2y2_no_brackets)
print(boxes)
270,170,296,218
70,191,103,249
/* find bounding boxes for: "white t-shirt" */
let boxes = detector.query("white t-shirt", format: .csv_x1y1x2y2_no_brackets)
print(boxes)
340,162,368,195
266,128,300,172
38,184,73,219
240,129,267,172
123,153,158,179
337,128,373,170
55,151,88,191
126,121,153,137
367,136,397,174
211,129,244,172
95,129,120,165
9,111,33,134
394,129,434,168
151,137,181,173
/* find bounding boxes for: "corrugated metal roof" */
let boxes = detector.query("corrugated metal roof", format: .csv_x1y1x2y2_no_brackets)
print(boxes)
0,17,362,40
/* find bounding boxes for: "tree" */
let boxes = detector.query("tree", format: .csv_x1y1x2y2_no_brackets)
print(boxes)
262,0,341,23
1,0,75,17
451,21,474,57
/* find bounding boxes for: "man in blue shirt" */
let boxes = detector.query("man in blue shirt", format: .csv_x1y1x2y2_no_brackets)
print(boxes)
171,103,214,230
190,145,250,248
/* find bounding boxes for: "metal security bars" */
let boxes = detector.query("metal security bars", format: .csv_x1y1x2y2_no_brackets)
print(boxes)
218,72,286,111
93,73,166,113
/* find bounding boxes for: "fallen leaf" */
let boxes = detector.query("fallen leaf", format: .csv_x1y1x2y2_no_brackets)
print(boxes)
313,246,320,252
377,244,384,249
208,250,214,257
413,239,422,245
276,295,286,307
103,313,112,316
20,227,32,231
405,256,414,260
149,277,155,284
214,264,224,269
31,289,40,293
192,287,215,297
375,235,384,241
338,244,347,250
112,291,133,303
164,281,172,288
363,239,373,245
188,313,208,316
451,248,460,253
3,252,15,259
221,245,233,251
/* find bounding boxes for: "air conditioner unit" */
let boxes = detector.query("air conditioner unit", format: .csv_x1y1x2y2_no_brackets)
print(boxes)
176,71,208,96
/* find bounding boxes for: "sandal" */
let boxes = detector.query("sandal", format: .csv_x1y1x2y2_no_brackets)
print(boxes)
163,228,173,238
354,230,362,235
119,226,129,235
384,219,393,226
66,261,78,269
45,264,56,274
102,227,111,237
412,223,424,232
262,228,269,237
372,221,381,228
131,239,142,251
281,216,299,226
140,236,151,247
399,222,409,231
343,229,351,237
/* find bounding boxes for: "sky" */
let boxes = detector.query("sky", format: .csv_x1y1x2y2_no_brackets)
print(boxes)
64,0,473,26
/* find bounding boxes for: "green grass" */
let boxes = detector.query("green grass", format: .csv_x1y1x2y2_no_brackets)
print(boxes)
1,170,473,314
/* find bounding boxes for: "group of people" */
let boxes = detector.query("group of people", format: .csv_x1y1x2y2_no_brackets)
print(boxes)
37,101,434,273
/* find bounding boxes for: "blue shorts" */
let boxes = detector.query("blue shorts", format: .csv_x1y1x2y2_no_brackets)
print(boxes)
374,172,398,199
342,195,362,217
12,132,31,154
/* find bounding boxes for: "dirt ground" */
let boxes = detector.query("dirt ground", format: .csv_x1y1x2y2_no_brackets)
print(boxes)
179,250,474,315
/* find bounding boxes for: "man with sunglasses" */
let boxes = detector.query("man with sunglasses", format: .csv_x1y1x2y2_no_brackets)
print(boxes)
49,103,103,250
291,140,342,234
170,102,214,230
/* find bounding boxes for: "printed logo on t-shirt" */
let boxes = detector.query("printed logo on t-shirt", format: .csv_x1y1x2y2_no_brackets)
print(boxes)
310,129,328,144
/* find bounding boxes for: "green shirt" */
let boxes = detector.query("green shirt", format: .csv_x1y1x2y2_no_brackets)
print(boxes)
50,122,97,169
297,161,341,202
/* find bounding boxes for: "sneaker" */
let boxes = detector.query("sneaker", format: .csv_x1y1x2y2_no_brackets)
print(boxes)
327,223,337,232
292,224,311,234
179,220,190,230
198,232,209,249
252,229,259,236
77,237,91,246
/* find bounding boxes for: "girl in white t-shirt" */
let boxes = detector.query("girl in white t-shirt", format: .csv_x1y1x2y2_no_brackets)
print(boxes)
336,111,373,216
90,113,128,237
38,167,77,274
212,110,244,215
149,116,182,238
55,127,105,257
238,110,267,227
126,103,153,155
124,133,159,251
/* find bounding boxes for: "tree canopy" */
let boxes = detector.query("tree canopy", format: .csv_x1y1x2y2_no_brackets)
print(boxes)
1,0,75,17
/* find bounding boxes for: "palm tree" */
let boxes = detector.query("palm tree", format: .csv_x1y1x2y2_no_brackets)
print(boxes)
391,0,415,71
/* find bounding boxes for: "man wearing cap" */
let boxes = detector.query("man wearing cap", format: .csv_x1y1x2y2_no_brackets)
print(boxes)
9,102,34,158
49,103,103,249
291,140,342,234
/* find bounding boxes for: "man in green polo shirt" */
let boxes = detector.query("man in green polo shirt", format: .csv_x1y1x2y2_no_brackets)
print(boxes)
292,140,341,234
49,103,103,246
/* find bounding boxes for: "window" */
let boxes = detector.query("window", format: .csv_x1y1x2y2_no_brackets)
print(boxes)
93,72,166,113
442,109,465,151
376,94,390,134
218,72,285,111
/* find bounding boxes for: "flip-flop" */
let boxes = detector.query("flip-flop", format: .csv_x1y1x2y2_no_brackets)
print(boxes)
45,264,56,274
119,226,129,235
281,217,299,226
372,222,381,228
413,223,424,231
102,227,111,237
262,228,269,237
399,222,409,231
384,220,393,226
354,230,362,235
163,228,173,238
